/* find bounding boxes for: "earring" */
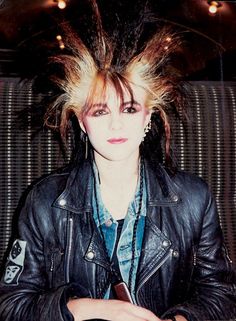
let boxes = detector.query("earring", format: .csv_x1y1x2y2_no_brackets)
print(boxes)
85,134,88,159
142,120,152,141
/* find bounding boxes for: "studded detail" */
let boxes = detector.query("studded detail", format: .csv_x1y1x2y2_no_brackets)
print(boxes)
86,251,95,260
171,195,179,202
59,199,66,206
172,250,179,258
162,240,171,248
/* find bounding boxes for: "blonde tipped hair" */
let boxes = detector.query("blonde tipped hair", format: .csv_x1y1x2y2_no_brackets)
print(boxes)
45,20,183,161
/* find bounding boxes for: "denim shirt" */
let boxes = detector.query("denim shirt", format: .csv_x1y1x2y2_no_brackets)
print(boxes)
92,163,147,303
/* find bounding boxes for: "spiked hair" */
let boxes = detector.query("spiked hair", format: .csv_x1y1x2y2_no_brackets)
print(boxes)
44,2,184,165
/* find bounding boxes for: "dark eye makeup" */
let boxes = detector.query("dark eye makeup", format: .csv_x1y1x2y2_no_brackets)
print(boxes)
87,101,142,117
121,101,141,114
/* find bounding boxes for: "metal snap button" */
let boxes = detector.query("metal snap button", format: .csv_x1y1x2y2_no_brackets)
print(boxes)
172,250,179,258
162,240,171,248
171,195,179,202
86,251,95,260
105,219,113,227
59,199,66,206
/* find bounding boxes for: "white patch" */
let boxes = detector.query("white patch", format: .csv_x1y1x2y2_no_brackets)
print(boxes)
3,239,26,285
4,264,21,284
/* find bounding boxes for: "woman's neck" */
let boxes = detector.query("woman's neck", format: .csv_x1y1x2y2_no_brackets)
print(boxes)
94,151,140,188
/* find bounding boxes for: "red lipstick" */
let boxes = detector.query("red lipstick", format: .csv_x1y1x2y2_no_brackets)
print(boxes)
107,138,128,144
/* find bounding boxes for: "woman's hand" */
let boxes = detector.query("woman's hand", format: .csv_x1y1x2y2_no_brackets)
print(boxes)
67,298,162,321
165,317,188,321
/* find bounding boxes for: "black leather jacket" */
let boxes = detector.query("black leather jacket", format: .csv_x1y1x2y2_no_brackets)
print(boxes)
0,159,235,321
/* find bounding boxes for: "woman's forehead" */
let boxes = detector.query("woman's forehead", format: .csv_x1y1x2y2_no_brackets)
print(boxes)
89,79,147,105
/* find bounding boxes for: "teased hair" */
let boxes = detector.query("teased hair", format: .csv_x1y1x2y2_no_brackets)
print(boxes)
44,3,185,165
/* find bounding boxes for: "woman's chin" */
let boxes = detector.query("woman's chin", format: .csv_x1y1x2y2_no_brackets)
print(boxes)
94,149,140,163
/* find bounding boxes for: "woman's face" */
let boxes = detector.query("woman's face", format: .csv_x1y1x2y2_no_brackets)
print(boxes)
79,82,151,162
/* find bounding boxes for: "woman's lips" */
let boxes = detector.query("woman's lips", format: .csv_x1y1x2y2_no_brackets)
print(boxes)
107,138,128,144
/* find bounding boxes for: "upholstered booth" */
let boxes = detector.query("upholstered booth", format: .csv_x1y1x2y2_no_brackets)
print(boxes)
0,79,236,267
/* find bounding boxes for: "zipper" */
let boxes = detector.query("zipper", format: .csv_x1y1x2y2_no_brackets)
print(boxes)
50,253,55,272
193,250,197,266
65,215,74,283
136,248,173,305
49,252,55,288
224,244,233,264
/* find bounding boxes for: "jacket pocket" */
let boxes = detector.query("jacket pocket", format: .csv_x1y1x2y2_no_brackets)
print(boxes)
47,247,64,288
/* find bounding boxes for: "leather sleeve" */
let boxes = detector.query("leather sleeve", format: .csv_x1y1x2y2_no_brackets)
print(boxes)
162,187,236,321
0,187,76,321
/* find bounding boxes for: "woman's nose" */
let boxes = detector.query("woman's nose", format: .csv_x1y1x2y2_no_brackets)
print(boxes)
109,113,123,130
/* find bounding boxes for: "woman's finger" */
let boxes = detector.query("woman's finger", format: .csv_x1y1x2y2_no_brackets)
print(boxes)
112,301,161,321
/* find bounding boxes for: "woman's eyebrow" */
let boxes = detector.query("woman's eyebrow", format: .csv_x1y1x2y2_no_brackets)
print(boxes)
90,103,108,108
122,100,141,107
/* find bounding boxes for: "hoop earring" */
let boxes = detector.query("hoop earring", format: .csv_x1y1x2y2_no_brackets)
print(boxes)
142,120,151,141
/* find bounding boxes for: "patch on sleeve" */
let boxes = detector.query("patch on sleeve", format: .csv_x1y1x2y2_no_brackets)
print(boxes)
3,239,26,285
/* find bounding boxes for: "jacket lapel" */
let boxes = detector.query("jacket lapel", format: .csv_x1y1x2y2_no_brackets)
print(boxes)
53,160,94,214
136,161,180,299
83,221,111,271
136,215,173,293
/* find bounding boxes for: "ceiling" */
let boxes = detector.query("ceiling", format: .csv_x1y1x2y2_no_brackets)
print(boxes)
0,0,235,80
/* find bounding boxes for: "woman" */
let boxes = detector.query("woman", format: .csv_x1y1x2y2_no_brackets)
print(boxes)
0,10,236,321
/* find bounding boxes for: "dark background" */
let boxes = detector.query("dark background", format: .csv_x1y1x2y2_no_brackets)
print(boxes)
0,0,236,80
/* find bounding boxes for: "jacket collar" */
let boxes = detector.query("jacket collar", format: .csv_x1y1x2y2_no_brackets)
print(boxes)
53,158,180,214
145,161,180,205
53,160,94,213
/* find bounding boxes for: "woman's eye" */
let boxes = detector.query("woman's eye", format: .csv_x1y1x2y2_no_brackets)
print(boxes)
92,109,108,116
123,106,137,114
